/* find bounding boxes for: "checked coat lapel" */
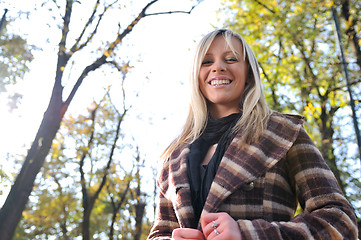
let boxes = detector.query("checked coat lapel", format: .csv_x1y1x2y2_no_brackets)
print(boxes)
201,113,303,216
159,113,303,229
159,144,194,228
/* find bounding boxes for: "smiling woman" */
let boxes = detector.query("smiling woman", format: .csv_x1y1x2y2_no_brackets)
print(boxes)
198,35,248,118
147,29,358,240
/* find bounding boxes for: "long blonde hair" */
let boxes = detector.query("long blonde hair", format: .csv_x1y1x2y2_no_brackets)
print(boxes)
162,29,272,160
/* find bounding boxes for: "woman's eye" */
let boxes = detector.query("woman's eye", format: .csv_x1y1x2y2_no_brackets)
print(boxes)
201,60,212,65
226,58,238,62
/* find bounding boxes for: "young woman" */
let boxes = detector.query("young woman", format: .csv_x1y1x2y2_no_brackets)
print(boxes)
147,29,357,240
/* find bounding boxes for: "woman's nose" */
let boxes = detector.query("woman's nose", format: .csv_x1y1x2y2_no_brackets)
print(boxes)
212,60,226,72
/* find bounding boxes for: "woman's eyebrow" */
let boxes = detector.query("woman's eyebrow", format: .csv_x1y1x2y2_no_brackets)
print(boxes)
205,51,237,56
224,50,239,55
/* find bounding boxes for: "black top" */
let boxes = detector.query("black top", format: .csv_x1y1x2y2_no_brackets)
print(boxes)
186,113,241,227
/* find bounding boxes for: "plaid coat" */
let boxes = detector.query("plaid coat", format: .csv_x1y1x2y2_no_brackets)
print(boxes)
147,113,358,239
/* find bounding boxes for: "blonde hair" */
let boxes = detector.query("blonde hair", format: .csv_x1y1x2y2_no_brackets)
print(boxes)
162,29,272,160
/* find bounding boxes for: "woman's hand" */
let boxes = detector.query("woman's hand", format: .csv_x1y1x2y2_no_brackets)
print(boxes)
172,228,205,240
200,212,242,240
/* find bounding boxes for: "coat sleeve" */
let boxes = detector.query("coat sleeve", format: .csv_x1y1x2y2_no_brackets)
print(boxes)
146,190,179,240
237,127,358,240
147,157,180,240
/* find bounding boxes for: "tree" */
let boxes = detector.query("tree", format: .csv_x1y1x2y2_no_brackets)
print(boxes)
0,10,33,90
337,0,361,72
14,92,151,239
133,148,147,240
78,94,128,240
0,0,200,239
0,8,34,109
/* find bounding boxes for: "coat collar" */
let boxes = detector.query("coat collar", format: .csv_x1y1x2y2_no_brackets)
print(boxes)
159,113,303,228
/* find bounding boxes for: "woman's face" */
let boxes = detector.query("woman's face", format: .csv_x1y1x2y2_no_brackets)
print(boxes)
198,35,248,118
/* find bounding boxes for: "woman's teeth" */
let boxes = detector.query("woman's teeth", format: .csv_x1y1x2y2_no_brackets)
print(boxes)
210,79,231,86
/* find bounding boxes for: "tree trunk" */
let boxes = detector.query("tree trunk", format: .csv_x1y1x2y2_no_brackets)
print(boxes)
319,104,346,194
134,203,146,240
0,2,70,237
340,0,361,72
82,197,93,240
0,93,64,239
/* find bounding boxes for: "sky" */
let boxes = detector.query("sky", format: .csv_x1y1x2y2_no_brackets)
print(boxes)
0,0,224,206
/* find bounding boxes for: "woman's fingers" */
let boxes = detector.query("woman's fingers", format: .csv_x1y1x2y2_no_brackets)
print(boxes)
200,212,222,238
172,228,205,240
200,212,242,240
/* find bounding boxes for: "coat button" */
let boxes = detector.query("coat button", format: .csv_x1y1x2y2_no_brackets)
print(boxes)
242,181,255,191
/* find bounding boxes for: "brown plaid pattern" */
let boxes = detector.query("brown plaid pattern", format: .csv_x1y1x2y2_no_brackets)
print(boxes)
147,113,358,240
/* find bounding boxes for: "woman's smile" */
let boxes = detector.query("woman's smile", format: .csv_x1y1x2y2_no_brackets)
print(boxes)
208,76,232,87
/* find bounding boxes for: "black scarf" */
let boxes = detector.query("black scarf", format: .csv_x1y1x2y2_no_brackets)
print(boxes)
186,113,241,227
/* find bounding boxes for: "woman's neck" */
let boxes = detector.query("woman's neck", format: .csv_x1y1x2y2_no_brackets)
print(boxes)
208,105,240,119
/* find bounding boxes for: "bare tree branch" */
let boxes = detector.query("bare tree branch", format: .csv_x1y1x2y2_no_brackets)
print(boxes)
144,6,197,17
64,0,199,107
70,0,101,54
328,78,361,93
79,103,98,210
253,0,275,14
259,62,281,110
94,107,127,200
58,0,73,61
108,175,132,240
63,55,106,106
71,0,120,54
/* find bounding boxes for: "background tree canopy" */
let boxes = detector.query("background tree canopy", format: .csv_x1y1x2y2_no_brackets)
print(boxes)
0,9,34,110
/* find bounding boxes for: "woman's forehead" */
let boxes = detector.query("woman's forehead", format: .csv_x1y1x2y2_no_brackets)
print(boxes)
206,35,243,56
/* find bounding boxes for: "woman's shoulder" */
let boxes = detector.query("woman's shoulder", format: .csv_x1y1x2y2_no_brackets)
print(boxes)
269,111,304,126
261,111,305,144
158,142,190,171
156,142,190,195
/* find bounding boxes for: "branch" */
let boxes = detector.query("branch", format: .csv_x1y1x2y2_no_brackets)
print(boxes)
54,0,73,96
106,60,133,113
115,177,131,212
63,0,158,106
63,0,199,107
79,104,98,210
311,17,317,54
50,171,70,238
253,0,275,14
63,55,106,106
70,0,101,54
93,104,127,201
71,0,120,54
293,38,323,98
51,0,61,11
108,175,132,240
144,0,204,17
328,78,361,93
259,62,281,110
144,6,197,17
58,0,73,60
92,84,129,203
102,0,160,58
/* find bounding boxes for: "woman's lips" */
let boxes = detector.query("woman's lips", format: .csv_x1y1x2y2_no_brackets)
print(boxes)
208,76,233,86
209,79,232,86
